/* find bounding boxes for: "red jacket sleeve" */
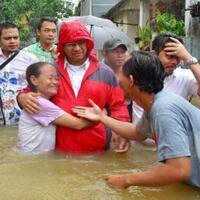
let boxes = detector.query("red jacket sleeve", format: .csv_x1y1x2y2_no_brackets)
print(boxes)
107,85,131,122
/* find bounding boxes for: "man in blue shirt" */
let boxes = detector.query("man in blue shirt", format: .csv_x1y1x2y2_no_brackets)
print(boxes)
74,51,200,188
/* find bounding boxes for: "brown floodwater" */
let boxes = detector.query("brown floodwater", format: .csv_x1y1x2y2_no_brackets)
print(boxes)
0,126,199,200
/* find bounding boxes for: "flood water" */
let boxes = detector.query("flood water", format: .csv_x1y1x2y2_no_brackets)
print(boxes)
0,126,199,200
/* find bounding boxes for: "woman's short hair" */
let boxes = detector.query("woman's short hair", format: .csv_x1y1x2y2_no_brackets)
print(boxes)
26,62,49,92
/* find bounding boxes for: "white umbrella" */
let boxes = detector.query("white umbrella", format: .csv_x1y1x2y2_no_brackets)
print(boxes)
61,15,135,50
66,15,117,29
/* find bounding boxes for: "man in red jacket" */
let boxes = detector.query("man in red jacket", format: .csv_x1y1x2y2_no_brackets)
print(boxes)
18,20,130,153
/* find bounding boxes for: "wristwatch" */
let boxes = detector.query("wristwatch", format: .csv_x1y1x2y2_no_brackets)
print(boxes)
185,57,199,68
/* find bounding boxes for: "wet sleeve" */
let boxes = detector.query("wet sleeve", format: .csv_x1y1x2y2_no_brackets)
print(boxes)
31,97,65,126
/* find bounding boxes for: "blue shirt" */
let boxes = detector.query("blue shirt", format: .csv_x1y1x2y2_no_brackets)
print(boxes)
138,90,200,188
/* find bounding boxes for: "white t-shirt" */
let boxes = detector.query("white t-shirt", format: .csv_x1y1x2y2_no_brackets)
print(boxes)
132,67,199,123
164,67,198,98
18,96,65,154
65,58,89,97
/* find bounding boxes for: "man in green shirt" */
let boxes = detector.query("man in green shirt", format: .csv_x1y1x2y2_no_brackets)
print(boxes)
23,17,57,64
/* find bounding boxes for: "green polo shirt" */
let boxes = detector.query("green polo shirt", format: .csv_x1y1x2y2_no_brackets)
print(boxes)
23,42,55,64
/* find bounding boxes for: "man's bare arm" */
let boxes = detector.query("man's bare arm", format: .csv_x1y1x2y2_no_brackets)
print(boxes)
105,157,191,188
17,92,40,113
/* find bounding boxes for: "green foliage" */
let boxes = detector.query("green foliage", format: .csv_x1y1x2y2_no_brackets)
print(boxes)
155,11,185,36
0,0,74,43
136,21,152,50
136,11,185,50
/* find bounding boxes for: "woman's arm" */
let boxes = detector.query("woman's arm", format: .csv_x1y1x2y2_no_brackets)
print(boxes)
73,99,145,141
52,112,94,130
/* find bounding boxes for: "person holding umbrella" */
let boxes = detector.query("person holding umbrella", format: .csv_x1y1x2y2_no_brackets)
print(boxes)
17,20,130,154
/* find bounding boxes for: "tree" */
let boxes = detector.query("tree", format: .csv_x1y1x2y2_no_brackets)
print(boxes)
136,21,152,50
154,11,185,36
0,0,74,44
135,11,185,50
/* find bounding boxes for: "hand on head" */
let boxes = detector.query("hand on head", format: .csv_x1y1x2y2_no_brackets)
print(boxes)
164,37,192,62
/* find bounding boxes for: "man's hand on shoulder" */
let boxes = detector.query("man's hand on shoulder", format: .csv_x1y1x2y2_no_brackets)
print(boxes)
18,92,40,114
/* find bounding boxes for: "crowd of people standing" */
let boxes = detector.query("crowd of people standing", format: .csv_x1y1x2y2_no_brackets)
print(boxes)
0,16,200,189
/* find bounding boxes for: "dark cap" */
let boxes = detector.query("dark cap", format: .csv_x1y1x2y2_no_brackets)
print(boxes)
103,38,127,51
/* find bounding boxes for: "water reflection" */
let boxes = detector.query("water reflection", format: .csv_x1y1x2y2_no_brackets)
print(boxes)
0,126,199,200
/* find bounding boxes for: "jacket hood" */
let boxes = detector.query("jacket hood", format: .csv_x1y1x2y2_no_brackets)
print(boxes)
56,20,98,69
57,20,94,55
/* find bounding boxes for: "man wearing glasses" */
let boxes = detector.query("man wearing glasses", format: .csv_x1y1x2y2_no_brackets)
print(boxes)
18,20,130,154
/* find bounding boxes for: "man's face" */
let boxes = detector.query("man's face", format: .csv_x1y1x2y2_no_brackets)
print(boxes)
118,71,133,101
37,21,57,46
158,50,180,76
104,46,127,68
63,40,88,65
0,28,20,55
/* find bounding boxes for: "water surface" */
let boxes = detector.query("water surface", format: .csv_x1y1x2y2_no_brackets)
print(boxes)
0,126,199,200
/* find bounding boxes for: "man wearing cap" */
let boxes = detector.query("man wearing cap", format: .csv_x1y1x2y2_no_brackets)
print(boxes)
17,20,130,154
102,39,133,122
102,38,129,78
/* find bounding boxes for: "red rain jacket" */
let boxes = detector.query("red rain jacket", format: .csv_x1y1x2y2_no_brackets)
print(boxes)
51,20,130,153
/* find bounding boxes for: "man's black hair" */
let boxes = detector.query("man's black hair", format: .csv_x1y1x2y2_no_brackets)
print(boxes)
37,17,57,31
152,33,183,55
122,51,165,94
0,21,18,36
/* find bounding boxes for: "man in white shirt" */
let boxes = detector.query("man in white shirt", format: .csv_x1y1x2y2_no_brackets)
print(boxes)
0,21,37,125
153,33,200,97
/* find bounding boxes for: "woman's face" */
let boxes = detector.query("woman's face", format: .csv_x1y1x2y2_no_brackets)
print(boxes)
32,64,59,99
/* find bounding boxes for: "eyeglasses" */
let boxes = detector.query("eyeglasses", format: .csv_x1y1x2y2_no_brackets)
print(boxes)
64,40,86,48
